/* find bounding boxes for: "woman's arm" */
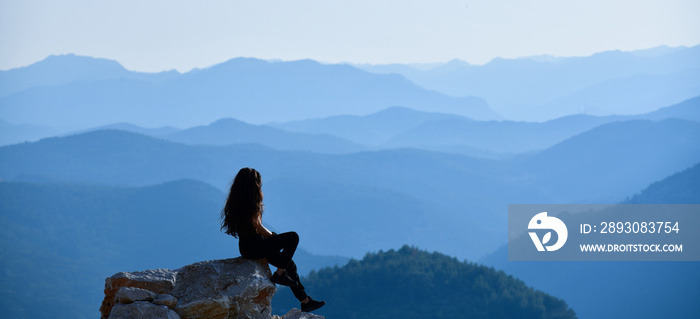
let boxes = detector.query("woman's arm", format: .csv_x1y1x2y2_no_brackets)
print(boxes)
254,214,275,237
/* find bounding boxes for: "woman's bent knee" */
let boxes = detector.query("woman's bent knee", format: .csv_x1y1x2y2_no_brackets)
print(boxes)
285,231,299,244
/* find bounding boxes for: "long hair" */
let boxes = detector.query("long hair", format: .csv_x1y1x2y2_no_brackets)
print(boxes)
220,167,264,238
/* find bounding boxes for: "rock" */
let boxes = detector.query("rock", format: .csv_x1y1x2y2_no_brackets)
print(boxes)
172,258,276,319
101,268,177,318
108,301,180,319
101,258,276,319
154,294,178,309
115,287,157,303
281,308,325,319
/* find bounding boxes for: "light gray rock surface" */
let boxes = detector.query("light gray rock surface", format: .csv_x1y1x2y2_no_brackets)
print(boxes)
154,294,178,309
101,268,177,317
108,301,180,319
115,287,157,304
280,308,326,319
101,258,277,319
172,258,276,319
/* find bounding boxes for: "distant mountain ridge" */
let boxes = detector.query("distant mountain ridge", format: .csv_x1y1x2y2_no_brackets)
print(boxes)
0,119,60,146
355,45,700,120
624,162,700,204
0,54,179,97
1,94,697,160
271,106,465,145
164,117,368,153
515,118,700,202
272,96,700,156
0,55,497,129
527,67,700,119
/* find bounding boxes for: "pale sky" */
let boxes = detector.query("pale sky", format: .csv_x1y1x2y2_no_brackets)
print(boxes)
1,0,699,72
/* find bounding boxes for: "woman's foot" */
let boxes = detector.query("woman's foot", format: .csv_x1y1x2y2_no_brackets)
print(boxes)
301,297,325,312
270,271,297,287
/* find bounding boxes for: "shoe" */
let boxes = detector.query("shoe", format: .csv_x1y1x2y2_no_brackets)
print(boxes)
270,272,297,287
301,297,325,312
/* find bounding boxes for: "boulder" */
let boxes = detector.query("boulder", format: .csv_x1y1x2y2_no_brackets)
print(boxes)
172,258,276,319
101,258,276,319
100,268,177,317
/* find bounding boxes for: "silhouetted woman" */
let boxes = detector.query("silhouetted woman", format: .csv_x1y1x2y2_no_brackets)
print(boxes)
220,167,325,312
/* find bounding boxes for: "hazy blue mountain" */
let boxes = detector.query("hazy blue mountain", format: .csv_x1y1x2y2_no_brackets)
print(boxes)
271,96,699,156
164,117,368,153
273,246,577,319
397,96,698,155
629,45,687,57
10,92,694,156
0,179,348,319
161,58,494,122
0,56,497,129
356,45,700,120
70,122,181,137
0,119,61,146
638,95,700,123
520,67,700,120
270,106,463,145
383,114,618,154
514,119,700,202
624,162,700,204
0,54,179,97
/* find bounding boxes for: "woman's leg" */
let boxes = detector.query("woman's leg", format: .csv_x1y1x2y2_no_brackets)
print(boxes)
240,232,324,311
239,232,300,269
263,231,299,270
285,260,308,302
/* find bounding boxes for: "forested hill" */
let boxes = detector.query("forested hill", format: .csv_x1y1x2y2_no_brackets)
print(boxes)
272,246,577,319
624,162,700,204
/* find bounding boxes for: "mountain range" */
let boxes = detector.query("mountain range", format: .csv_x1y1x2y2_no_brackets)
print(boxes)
0,55,496,129
514,118,700,202
169,96,699,157
3,94,697,161
355,45,700,120
3,45,697,132
164,117,368,153
2,115,698,260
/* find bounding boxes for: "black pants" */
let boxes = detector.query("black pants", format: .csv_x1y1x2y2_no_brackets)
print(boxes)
239,231,307,302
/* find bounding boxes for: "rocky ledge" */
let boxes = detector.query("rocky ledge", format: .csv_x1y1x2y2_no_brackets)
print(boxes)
100,257,324,319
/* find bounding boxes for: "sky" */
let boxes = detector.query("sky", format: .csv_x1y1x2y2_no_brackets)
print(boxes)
1,0,699,72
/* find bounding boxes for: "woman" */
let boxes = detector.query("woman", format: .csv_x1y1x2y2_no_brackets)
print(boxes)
220,167,325,313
